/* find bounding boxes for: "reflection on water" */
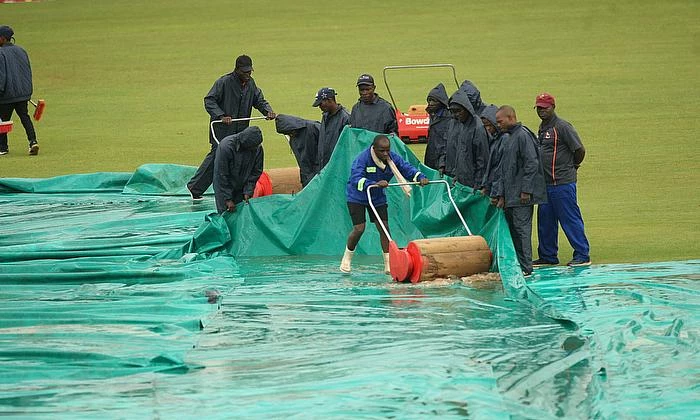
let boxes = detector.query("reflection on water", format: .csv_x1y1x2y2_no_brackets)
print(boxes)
156,256,580,418
0,254,697,418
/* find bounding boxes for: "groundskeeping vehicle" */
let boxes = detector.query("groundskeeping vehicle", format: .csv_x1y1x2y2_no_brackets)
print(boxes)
382,64,459,144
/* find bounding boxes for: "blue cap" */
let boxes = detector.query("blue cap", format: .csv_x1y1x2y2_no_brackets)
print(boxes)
356,74,374,86
312,87,336,107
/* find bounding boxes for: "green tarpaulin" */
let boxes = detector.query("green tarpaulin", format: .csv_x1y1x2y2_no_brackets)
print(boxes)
0,128,697,418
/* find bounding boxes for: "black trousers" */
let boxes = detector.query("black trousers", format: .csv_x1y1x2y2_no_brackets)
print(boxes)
187,142,217,197
0,101,36,152
187,123,242,196
505,205,534,274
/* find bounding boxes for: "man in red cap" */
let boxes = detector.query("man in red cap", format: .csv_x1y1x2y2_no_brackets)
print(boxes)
533,93,591,267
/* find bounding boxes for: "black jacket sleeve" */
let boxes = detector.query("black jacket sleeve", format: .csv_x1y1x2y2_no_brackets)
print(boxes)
244,147,264,197
214,141,235,201
253,87,273,116
519,130,540,195
204,78,226,119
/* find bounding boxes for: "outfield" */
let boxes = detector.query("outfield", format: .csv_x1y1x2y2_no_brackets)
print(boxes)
0,0,698,263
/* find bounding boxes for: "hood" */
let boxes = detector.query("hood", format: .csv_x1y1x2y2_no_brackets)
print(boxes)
480,104,499,132
234,126,263,151
275,114,312,134
427,83,449,108
459,80,486,112
448,89,478,119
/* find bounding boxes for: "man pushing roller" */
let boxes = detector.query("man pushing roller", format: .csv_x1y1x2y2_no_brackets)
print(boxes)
340,135,429,274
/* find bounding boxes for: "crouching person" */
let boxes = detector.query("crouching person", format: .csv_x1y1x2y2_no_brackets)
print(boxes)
213,126,264,213
340,134,429,274
275,114,320,187
491,106,546,276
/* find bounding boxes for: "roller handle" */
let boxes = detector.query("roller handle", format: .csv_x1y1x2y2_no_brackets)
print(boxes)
367,180,473,237
209,117,269,144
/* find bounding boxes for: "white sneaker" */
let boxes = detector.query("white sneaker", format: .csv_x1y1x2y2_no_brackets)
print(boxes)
339,247,354,273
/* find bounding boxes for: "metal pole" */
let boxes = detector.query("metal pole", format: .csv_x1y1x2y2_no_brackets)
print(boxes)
209,117,268,144
382,64,459,110
365,179,473,241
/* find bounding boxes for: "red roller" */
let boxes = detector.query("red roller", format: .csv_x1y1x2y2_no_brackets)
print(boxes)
253,171,273,198
0,120,13,134
369,180,493,282
393,236,492,283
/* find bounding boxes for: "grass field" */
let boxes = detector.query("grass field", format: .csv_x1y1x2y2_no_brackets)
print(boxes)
0,0,698,263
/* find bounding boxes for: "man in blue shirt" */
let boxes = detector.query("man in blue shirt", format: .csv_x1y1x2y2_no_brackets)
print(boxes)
340,135,428,274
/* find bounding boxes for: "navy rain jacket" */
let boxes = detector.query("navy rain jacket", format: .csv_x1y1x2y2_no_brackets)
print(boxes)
317,104,351,171
0,42,32,104
491,123,547,208
205,72,273,144
423,83,452,170
349,94,398,135
442,90,489,188
213,126,264,213
479,104,502,191
458,80,488,116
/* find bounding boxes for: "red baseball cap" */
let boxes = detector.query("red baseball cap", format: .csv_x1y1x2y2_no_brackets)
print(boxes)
535,92,555,108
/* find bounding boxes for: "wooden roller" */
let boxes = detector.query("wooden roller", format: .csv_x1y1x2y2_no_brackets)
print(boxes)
267,167,303,195
390,235,492,283
254,167,304,197
368,179,493,283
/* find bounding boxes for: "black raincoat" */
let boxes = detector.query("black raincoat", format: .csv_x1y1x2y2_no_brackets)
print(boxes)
0,42,32,104
213,126,264,213
458,80,488,116
349,94,397,134
275,114,321,187
317,104,350,172
205,73,273,144
442,90,489,188
479,104,502,192
491,123,546,208
423,83,451,170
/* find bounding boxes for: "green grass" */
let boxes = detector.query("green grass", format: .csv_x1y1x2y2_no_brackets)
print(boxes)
1,0,698,263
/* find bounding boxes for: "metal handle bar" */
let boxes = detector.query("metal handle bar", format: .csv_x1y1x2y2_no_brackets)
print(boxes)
209,117,268,144
366,179,473,243
382,64,459,110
